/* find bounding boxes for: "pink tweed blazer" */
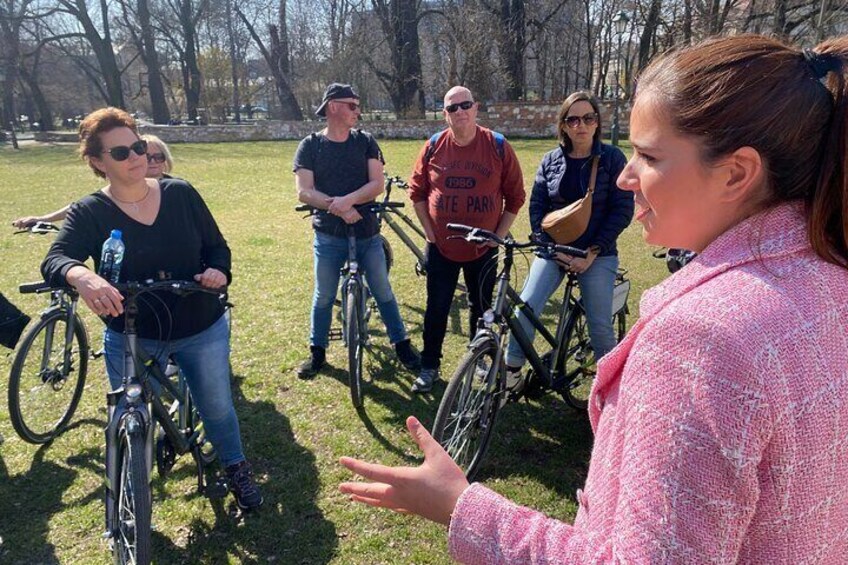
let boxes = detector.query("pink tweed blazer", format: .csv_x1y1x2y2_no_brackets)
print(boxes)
449,202,848,564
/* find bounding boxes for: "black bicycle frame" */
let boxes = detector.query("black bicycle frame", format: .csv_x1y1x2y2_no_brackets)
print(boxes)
488,246,585,390
104,286,214,537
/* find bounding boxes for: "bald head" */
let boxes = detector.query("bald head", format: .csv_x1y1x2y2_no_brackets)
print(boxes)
443,86,474,107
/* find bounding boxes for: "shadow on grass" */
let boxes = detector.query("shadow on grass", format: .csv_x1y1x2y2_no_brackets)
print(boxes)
0,443,77,564
145,372,337,564
472,396,594,499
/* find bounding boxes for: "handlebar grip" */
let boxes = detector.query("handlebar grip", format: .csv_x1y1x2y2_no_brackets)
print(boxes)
19,281,53,294
381,202,404,209
553,245,588,258
295,204,313,212
446,223,473,233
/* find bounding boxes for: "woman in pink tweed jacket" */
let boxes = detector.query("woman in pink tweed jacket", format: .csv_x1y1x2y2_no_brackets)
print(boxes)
340,34,848,564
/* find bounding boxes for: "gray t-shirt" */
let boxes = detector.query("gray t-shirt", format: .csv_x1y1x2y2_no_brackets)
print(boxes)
293,129,384,239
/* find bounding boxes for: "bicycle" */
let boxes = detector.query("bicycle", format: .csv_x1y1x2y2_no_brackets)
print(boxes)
378,174,469,293
431,224,631,480
652,247,697,273
102,279,225,565
297,202,403,408
7,222,99,444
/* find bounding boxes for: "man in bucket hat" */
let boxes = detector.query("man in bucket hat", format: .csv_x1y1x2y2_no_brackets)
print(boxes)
292,83,420,378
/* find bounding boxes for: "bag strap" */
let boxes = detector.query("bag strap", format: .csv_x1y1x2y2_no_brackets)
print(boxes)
586,155,600,195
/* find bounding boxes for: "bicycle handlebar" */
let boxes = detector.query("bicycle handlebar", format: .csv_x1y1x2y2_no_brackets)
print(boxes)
111,279,227,298
446,223,588,258
13,221,60,235
295,202,404,215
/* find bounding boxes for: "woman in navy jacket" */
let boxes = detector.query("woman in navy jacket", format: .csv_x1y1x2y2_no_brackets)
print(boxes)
506,92,634,372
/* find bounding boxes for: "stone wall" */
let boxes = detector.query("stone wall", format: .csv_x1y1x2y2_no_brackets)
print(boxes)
33,100,631,144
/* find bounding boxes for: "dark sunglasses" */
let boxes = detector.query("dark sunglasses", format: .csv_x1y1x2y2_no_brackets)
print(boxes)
147,152,166,164
332,100,360,111
564,113,598,128
445,100,474,113
102,140,147,161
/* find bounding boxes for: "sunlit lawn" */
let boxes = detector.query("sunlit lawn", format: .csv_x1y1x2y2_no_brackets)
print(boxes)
0,138,666,564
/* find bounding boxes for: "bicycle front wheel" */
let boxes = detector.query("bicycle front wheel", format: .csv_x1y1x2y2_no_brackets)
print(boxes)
8,309,89,444
432,340,503,481
346,285,365,408
113,428,152,565
560,310,596,411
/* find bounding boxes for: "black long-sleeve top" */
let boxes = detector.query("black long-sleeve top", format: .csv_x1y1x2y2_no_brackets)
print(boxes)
41,178,231,340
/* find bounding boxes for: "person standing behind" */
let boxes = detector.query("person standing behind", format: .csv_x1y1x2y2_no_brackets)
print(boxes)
505,92,633,374
294,83,420,378
407,86,525,393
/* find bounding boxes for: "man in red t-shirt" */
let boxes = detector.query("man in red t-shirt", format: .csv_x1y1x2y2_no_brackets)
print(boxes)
407,86,525,392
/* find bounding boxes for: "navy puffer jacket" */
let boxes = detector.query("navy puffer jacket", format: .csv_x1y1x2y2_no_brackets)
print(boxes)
530,139,633,256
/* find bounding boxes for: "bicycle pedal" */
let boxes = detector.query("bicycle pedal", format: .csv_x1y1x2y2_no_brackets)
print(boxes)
328,328,343,341
204,477,230,500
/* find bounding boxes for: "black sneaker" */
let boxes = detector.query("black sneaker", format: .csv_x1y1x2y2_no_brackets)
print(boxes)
225,460,263,512
296,346,325,379
394,339,421,371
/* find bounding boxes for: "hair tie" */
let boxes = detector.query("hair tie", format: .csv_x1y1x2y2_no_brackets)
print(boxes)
803,48,840,80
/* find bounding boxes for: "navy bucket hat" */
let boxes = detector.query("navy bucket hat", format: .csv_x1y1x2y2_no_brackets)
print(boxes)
315,83,360,117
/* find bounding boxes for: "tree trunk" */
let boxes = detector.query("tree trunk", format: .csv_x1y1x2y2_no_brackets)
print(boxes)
371,0,425,118
225,0,240,123
498,0,525,100
638,0,661,73
18,64,52,130
234,2,303,120
137,0,170,123
177,0,202,121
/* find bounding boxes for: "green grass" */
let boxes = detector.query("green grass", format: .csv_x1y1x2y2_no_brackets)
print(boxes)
0,139,665,564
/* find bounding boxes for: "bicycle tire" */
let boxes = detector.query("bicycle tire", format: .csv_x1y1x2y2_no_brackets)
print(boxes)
432,339,503,481
346,285,365,408
378,234,393,274
8,309,89,444
561,309,627,411
113,427,152,565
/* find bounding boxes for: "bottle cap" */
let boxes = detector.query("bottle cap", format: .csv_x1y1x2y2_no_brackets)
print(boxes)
110,229,122,239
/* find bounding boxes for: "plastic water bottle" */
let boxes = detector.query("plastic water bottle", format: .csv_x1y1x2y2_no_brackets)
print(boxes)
99,229,125,283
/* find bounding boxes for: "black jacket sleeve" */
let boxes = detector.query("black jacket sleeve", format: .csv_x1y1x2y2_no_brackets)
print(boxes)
186,184,232,283
529,151,555,244
40,198,99,287
591,148,633,254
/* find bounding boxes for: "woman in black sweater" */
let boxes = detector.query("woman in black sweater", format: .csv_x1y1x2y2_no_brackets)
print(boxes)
41,107,262,512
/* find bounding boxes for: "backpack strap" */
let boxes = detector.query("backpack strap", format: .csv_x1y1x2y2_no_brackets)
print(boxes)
424,129,506,164
491,131,505,160
424,130,446,165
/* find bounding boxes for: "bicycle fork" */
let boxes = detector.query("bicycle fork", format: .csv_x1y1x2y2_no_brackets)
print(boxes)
103,389,154,540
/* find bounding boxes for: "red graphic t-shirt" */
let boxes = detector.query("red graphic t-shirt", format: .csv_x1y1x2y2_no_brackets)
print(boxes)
408,126,525,262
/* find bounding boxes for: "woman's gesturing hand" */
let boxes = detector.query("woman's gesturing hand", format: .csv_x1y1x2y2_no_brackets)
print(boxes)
67,265,124,317
194,268,227,289
339,416,470,526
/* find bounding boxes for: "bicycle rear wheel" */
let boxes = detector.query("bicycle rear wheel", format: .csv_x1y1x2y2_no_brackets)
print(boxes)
113,427,152,565
560,309,626,411
432,340,503,481
346,285,365,408
8,309,89,444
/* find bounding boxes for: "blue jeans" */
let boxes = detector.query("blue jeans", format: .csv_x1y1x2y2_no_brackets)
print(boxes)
311,231,407,349
104,314,245,467
506,255,619,367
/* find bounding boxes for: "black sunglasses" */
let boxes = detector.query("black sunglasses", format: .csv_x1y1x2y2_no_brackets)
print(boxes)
103,140,148,161
564,113,598,128
332,100,360,111
445,100,474,113
147,152,166,164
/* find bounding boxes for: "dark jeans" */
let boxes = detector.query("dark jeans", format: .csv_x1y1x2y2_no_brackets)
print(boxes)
421,244,497,369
